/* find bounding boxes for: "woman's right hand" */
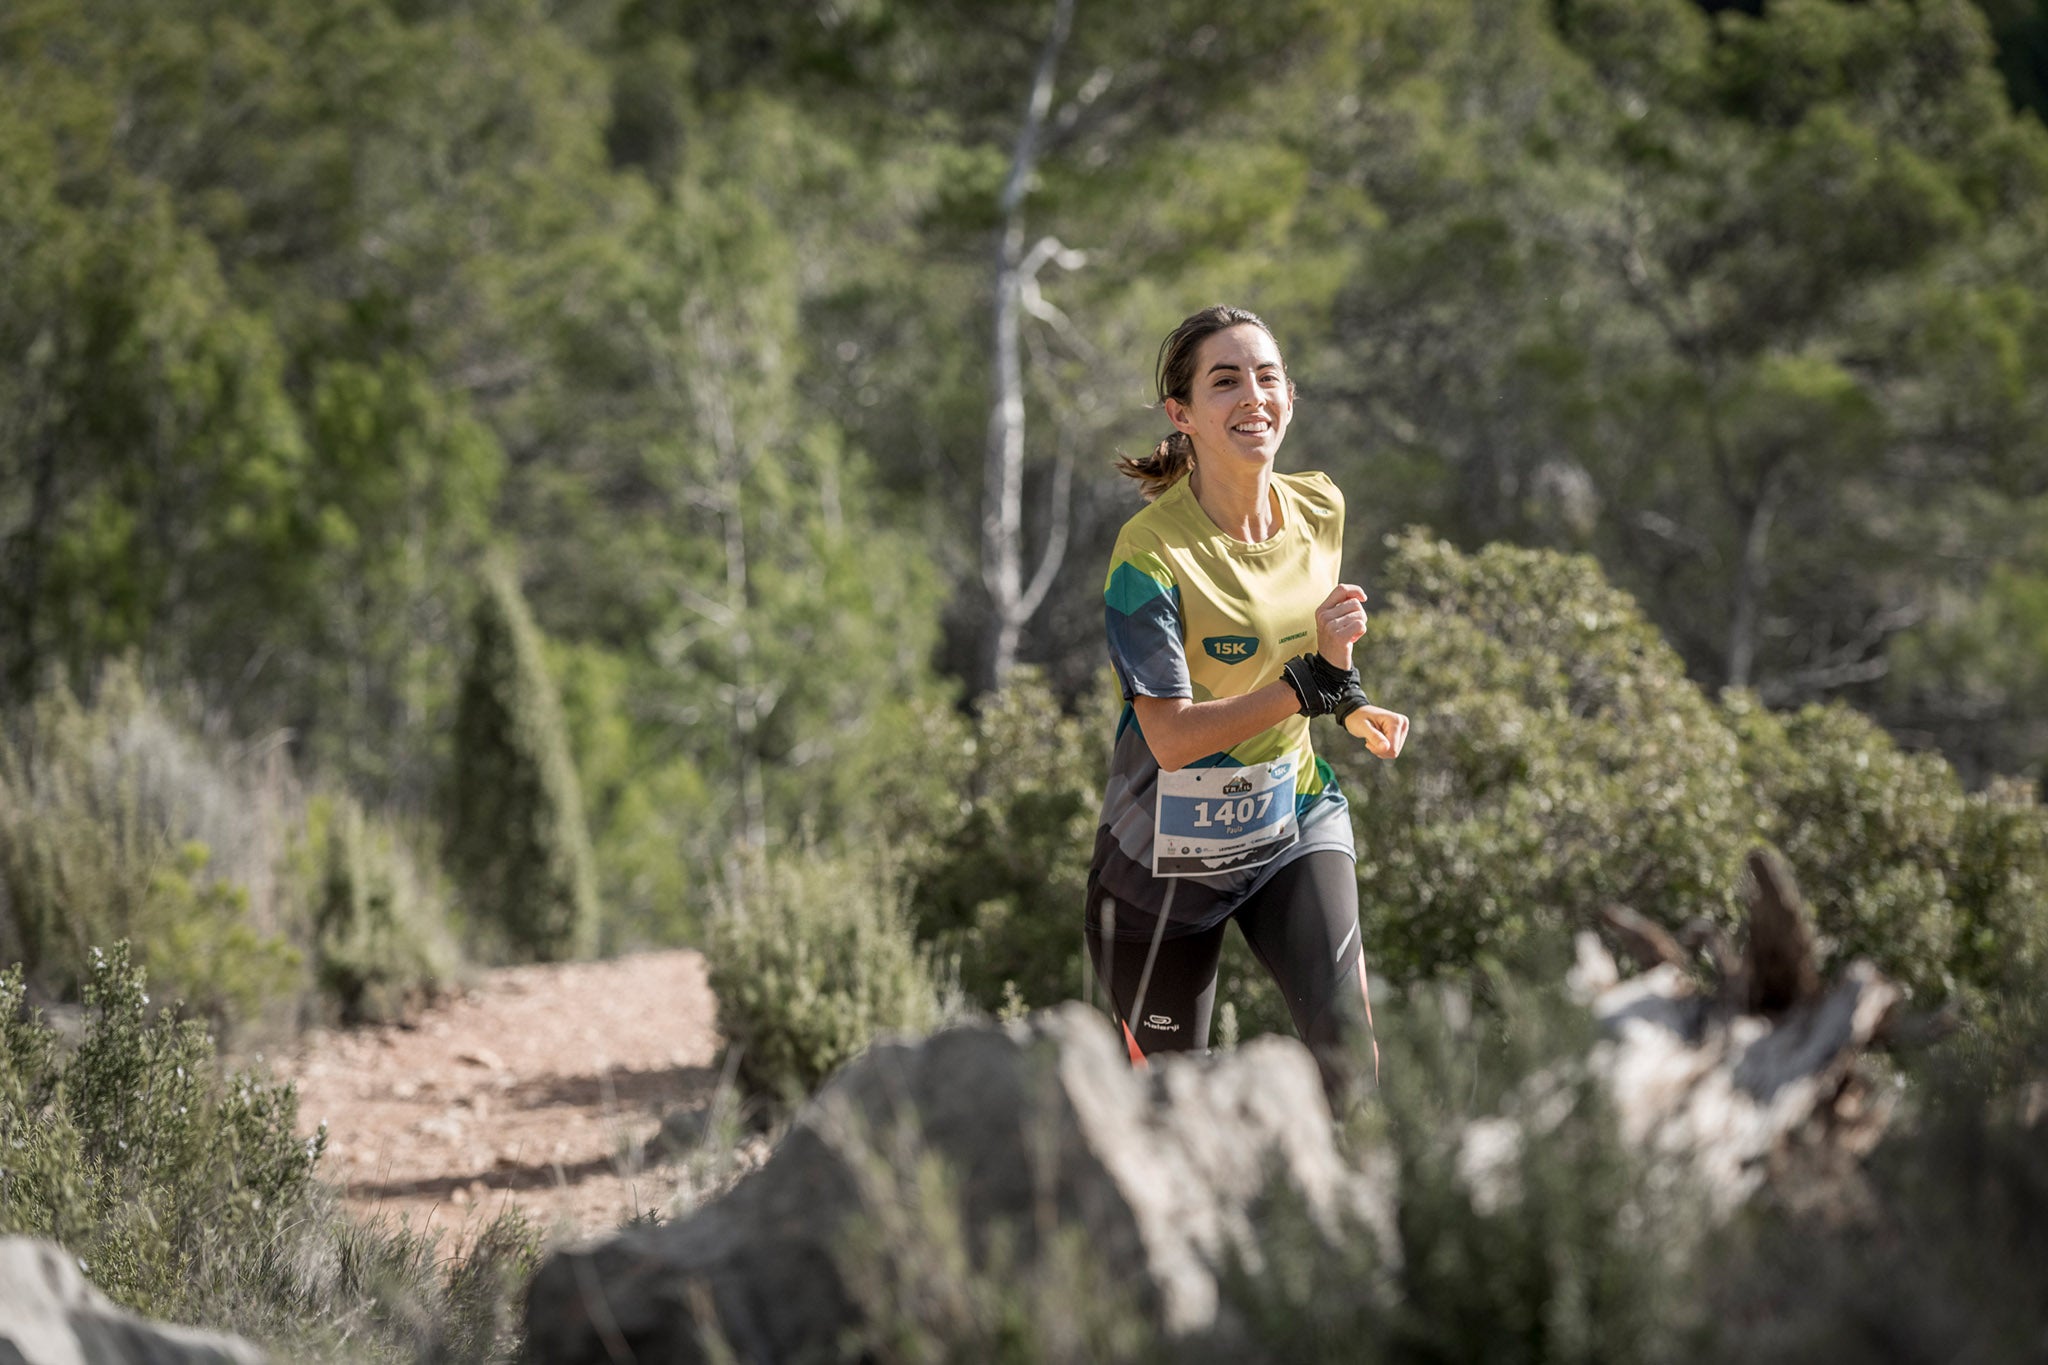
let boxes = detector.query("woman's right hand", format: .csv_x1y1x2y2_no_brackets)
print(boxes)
1315,583,1369,670
1344,705,1409,759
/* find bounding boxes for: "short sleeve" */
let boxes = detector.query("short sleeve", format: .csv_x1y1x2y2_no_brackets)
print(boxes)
1103,540,1190,701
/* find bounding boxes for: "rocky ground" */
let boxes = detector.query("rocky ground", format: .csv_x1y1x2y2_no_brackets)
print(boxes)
273,950,764,1251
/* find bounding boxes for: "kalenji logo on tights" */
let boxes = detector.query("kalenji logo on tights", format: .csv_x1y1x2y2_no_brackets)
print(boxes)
1145,1014,1179,1031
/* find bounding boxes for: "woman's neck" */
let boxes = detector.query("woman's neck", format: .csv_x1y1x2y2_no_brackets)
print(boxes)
1189,460,1279,542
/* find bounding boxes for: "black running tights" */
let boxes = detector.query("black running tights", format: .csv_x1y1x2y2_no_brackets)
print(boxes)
1083,851,1377,1100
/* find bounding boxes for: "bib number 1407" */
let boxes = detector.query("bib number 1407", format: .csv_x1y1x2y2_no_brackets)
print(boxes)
1189,792,1273,828
1152,760,1300,878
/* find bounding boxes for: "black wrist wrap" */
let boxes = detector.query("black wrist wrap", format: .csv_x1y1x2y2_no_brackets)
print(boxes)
1280,653,1369,721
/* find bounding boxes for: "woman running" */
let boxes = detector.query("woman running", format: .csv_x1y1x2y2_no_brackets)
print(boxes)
1085,303,1409,1102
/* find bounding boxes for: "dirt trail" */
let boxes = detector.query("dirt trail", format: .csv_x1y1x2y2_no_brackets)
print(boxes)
275,950,747,1249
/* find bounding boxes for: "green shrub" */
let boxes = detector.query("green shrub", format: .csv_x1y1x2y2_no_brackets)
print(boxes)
0,664,307,1035
1335,532,1754,983
1731,694,2048,1006
0,943,322,1320
0,943,544,1362
709,851,944,1100
303,793,458,1025
1329,532,2048,1015
906,670,1111,1011
1950,778,2048,1004
448,561,601,963
136,842,303,1039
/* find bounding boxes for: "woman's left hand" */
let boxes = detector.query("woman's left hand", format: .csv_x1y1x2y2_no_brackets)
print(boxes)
1344,705,1409,759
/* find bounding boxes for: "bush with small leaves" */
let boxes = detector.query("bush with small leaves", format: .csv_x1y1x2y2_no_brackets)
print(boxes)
709,852,945,1100
906,669,1113,1011
1731,693,2048,1006
303,793,458,1024
0,943,323,1320
0,943,549,1362
1333,532,1754,984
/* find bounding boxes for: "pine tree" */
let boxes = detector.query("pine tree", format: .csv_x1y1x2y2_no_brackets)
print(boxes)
448,561,600,962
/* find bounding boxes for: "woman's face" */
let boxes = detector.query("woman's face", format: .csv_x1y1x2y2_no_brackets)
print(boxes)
1164,323,1294,474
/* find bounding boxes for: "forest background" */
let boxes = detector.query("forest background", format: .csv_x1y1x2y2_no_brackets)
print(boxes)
7,0,2048,1357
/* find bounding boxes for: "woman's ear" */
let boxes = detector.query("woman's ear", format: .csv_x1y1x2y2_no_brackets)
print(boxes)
1163,396,1194,434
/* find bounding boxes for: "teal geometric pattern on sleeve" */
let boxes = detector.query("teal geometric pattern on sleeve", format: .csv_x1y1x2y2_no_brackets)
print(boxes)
1104,545,1189,702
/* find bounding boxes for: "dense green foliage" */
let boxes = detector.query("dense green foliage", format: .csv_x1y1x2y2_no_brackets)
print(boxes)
1340,533,1754,983
448,563,601,963
1326,535,2048,1004
1733,695,2048,1007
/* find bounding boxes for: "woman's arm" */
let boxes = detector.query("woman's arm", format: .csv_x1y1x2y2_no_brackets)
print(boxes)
1135,583,1379,771
1132,685,1303,772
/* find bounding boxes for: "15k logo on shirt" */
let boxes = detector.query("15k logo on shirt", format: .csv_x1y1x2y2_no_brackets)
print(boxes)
1203,635,1259,663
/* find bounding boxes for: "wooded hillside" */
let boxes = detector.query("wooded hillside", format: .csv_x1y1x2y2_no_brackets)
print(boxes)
7,2,2046,938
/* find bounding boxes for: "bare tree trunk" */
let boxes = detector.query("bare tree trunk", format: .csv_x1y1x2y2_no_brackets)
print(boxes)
696,315,770,856
632,298,776,861
981,0,1077,693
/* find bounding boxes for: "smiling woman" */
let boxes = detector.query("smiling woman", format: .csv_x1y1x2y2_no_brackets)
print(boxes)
1087,305,1410,1104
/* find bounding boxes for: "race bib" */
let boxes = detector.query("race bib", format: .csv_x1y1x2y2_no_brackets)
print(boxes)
1152,760,1300,878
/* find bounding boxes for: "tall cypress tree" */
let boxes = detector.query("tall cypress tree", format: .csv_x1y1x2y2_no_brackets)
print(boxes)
448,561,599,962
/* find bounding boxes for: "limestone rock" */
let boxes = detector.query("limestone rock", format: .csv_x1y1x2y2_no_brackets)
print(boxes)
1581,940,1897,1214
522,1002,1388,1364
0,1237,267,1365
1469,856,1902,1218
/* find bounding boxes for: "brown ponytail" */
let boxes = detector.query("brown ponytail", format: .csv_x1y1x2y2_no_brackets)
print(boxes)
1114,304,1285,501
1113,430,1196,501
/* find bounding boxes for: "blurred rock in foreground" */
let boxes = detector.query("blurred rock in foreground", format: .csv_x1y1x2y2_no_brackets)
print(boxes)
521,1001,1389,1363
0,1237,267,1365
1463,849,1905,1219
526,852,1913,1363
